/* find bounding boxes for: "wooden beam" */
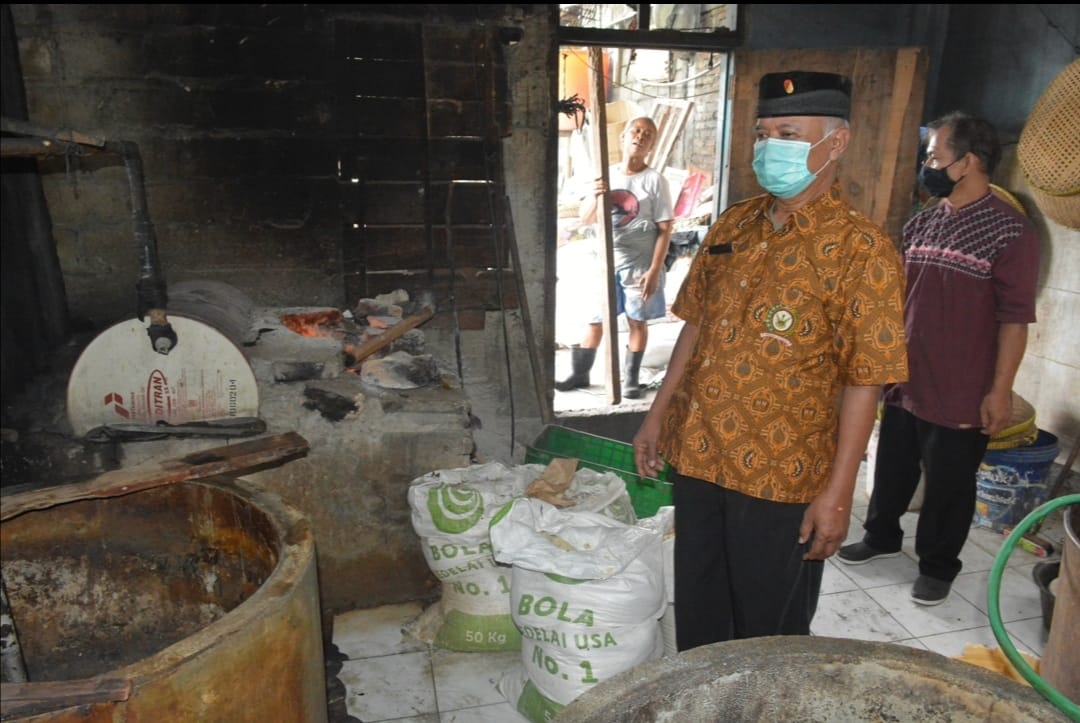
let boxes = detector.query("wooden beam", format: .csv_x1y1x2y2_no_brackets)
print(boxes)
1,678,132,719
0,432,310,522
0,117,106,147
871,48,919,230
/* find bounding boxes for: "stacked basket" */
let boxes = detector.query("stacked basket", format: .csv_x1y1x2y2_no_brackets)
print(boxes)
1017,59,1080,230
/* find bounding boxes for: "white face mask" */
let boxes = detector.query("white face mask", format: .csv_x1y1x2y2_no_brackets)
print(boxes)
752,129,835,198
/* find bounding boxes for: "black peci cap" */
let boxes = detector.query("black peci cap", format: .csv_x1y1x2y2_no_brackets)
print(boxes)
757,71,852,120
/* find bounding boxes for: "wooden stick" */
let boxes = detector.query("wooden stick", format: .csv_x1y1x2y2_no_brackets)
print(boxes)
348,306,434,363
1,677,132,718
0,117,107,147
0,432,309,522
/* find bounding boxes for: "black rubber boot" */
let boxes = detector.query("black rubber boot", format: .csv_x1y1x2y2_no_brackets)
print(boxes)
622,349,644,399
555,346,597,391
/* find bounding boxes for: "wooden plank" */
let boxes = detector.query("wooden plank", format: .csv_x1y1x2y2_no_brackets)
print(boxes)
1,678,132,719
0,117,106,147
871,48,919,229
348,305,434,362
588,47,620,405
646,99,693,173
0,432,310,522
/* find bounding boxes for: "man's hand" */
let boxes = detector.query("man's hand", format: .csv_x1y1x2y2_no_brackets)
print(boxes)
980,388,1013,437
799,494,851,560
633,416,664,479
639,267,661,301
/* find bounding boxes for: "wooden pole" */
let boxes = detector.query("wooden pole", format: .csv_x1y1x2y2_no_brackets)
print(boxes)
587,47,621,404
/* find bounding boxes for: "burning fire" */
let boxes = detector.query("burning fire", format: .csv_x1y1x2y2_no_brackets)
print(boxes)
280,310,344,337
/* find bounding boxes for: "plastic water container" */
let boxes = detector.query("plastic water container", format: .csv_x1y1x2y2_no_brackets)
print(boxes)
973,429,1060,531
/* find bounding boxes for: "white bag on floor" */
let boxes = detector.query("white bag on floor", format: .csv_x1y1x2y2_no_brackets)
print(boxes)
407,462,637,652
489,497,665,722
408,462,531,651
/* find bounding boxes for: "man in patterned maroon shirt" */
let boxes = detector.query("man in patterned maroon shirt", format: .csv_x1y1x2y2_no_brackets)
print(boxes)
838,112,1041,606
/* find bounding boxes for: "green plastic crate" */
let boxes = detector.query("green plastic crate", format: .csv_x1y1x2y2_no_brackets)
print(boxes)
524,424,672,518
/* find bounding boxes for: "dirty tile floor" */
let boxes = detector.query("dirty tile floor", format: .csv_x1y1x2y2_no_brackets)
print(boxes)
326,462,1075,722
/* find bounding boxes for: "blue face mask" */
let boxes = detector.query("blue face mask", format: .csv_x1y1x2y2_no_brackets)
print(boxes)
752,130,835,199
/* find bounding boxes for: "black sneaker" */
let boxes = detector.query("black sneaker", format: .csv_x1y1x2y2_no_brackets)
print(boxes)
911,575,951,606
836,541,901,565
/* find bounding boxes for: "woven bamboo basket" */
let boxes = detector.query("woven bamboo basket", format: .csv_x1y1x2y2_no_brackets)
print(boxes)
1017,59,1080,229
986,392,1038,451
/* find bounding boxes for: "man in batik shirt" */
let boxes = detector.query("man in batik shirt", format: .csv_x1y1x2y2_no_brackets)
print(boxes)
633,70,908,650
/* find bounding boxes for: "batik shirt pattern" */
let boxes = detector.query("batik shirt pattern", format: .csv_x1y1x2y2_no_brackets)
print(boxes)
658,185,908,503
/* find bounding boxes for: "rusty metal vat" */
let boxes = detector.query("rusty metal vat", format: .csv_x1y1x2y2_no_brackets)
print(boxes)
554,636,1069,722
0,479,327,722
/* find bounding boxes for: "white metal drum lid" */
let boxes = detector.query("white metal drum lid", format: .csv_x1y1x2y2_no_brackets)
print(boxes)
67,314,259,436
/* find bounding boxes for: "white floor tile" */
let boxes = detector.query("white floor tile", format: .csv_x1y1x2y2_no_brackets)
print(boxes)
820,559,858,594
951,566,1043,622
848,504,868,525
1005,616,1049,657
339,650,437,721
897,510,921,537
964,523,1008,551
812,589,915,642
917,624,1037,659
334,602,429,659
955,538,1001,574
833,551,919,590
432,649,524,711
865,582,989,638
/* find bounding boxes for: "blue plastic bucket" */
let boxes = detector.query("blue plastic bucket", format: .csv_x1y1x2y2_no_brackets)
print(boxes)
973,429,1060,531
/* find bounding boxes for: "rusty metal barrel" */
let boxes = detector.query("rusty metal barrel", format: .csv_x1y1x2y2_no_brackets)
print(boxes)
1,479,327,722
554,636,1069,722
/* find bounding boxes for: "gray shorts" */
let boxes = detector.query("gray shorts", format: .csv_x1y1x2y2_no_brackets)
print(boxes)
591,266,667,323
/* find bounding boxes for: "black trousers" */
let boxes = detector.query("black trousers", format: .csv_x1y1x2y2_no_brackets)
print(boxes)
863,405,990,582
672,472,823,652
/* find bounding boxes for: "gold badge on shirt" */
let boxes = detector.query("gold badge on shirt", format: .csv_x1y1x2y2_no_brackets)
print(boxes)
765,305,796,335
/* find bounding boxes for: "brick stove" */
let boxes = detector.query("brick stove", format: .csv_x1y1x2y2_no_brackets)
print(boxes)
2,283,479,620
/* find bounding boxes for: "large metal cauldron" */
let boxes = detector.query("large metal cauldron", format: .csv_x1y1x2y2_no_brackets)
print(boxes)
554,636,1068,722
1,479,326,722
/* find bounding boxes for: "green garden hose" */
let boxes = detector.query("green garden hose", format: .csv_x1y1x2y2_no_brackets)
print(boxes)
988,493,1080,721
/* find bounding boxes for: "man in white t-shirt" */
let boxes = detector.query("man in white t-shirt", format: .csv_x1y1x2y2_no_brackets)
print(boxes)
555,116,674,399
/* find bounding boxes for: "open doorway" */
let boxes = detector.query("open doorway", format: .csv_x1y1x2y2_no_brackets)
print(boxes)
553,44,730,415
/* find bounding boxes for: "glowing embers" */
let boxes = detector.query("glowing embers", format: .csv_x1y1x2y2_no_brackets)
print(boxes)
279,309,345,338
